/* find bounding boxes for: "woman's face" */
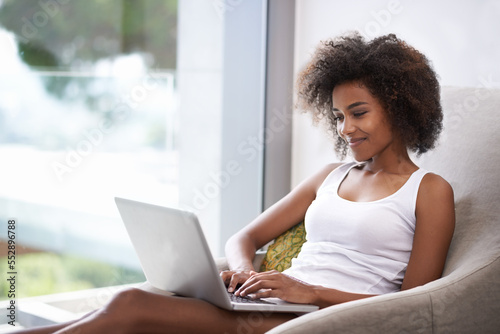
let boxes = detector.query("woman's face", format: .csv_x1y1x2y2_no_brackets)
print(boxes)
331,81,398,162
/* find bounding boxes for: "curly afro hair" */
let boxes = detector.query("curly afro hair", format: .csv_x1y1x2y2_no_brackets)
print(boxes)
296,32,442,159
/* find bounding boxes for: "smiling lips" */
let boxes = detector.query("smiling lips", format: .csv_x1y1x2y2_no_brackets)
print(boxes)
346,137,366,147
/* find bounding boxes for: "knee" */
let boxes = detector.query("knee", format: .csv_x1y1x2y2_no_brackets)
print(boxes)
73,288,148,334
115,287,146,301
104,287,148,319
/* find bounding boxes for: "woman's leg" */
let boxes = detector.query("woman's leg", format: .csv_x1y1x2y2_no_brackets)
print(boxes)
12,310,98,334
36,288,296,334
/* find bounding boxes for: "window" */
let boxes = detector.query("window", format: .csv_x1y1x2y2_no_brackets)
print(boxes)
0,0,295,312
0,0,178,299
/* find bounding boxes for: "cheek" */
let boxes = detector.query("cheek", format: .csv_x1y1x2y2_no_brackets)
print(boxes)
378,119,394,137
368,118,389,136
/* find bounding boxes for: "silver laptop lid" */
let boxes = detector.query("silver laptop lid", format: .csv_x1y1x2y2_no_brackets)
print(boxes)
114,197,231,309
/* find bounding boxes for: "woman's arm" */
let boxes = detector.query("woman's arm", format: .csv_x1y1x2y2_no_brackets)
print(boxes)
221,163,342,290
401,173,455,290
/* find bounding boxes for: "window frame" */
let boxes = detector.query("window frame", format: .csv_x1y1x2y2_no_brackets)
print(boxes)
219,0,296,255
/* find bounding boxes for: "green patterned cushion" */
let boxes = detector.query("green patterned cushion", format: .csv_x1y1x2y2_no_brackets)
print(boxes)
259,221,306,272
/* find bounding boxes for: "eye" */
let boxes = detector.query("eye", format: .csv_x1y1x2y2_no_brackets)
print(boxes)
353,111,367,118
333,114,343,122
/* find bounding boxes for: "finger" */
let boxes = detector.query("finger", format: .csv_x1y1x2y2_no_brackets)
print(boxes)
238,279,281,297
234,271,267,294
235,271,279,293
238,280,265,296
234,276,256,295
219,271,234,285
228,273,248,293
249,288,276,300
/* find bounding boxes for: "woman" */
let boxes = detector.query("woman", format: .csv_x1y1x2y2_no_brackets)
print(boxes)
18,33,455,334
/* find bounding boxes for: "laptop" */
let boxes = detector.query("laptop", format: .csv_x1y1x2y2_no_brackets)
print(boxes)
114,197,319,313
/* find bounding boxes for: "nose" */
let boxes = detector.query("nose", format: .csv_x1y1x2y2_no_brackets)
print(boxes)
338,117,355,137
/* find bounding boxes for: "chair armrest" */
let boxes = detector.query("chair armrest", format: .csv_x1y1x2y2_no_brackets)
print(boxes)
266,287,433,333
215,250,267,272
267,257,500,333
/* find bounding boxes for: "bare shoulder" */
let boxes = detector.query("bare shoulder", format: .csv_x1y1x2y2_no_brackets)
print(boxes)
418,172,454,200
308,162,344,192
288,162,344,201
320,162,344,176
415,172,455,229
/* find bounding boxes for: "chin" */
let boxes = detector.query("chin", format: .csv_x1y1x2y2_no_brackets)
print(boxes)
350,153,372,162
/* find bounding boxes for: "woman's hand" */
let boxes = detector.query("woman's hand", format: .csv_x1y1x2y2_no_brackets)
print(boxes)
225,270,377,308
220,270,255,293
234,270,317,305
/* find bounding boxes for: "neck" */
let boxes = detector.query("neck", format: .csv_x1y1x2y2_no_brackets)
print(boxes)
361,147,417,175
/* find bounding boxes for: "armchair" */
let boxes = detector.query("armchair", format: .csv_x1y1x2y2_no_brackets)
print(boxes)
218,86,500,333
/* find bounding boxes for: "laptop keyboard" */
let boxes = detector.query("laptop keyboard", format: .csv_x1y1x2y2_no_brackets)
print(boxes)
228,292,275,305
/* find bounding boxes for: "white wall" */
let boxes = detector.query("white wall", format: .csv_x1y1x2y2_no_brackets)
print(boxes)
177,0,223,254
292,0,500,186
177,1,269,256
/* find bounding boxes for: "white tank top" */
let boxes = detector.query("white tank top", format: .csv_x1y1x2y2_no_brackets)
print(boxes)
283,162,429,294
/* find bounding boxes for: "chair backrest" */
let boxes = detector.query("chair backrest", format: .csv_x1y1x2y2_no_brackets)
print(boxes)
414,86,500,277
